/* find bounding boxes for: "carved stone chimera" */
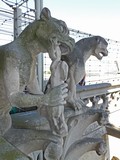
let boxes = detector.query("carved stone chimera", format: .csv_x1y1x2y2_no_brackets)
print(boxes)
0,6,119,160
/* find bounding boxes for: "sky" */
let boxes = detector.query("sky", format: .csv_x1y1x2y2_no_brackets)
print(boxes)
43,0,120,41
1,0,120,41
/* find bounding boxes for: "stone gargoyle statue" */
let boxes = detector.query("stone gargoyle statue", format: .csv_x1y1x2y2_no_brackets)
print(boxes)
0,7,75,137
62,36,108,111
0,6,110,160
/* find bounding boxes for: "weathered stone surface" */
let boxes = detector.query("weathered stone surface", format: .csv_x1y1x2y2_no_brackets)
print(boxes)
4,82,119,160
111,156,120,160
0,7,75,160
62,36,108,110
0,136,31,160
0,7,74,136
1,5,119,160
80,151,105,160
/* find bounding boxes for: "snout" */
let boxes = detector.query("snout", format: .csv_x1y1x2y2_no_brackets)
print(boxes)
103,49,108,56
99,50,108,59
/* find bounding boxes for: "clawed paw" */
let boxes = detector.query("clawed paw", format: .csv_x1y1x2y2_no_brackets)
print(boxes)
67,98,86,111
74,101,82,111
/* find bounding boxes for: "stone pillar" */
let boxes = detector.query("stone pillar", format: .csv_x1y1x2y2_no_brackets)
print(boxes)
34,0,44,91
13,7,22,39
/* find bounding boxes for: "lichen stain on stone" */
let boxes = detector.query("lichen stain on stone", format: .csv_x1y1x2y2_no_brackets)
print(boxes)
0,137,31,160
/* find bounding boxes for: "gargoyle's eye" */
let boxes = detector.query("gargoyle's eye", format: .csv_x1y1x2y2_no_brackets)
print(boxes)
60,25,69,35
59,20,69,35
60,26,64,33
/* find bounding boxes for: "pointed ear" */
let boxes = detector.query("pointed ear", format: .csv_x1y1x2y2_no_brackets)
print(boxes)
95,36,100,43
40,7,51,20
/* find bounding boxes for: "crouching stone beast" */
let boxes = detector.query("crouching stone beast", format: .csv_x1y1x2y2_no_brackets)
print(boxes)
0,7,75,135
62,36,108,110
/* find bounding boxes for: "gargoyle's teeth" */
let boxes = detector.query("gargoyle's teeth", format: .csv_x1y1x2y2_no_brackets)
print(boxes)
99,53,103,58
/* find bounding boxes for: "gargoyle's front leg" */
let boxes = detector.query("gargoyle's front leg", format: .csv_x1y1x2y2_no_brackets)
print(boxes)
26,55,42,95
67,86,85,111
67,64,86,111
10,83,68,109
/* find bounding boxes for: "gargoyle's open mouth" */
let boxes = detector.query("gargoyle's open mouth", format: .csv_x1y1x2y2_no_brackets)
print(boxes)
97,51,108,60
59,39,75,55
59,43,70,55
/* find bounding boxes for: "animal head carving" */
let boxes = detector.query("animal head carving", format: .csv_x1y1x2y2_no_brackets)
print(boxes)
93,36,108,60
37,7,75,55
